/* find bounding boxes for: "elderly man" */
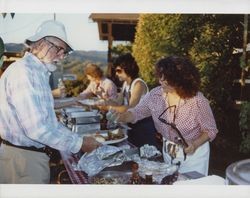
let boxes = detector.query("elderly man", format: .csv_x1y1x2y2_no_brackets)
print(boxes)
0,20,101,184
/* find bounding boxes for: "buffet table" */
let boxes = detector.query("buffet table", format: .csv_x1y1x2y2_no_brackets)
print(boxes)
60,139,209,185
60,151,88,184
56,104,214,185
60,147,228,185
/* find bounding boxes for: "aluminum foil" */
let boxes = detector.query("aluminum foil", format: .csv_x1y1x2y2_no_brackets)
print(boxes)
137,159,178,184
139,144,162,158
74,145,127,176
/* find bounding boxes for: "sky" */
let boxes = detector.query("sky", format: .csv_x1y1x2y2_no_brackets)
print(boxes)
0,13,110,51
1,0,249,52
1,1,250,198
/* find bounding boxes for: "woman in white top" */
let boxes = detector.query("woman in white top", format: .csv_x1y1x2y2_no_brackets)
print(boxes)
106,53,157,147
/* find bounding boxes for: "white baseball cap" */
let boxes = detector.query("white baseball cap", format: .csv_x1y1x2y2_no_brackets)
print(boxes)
25,20,73,52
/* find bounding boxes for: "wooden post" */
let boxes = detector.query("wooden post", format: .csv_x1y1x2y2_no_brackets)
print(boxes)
107,22,113,77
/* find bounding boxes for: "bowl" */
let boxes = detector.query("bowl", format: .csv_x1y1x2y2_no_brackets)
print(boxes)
226,158,250,185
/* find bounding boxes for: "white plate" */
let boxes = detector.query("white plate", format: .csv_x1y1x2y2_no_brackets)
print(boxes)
87,130,128,145
54,97,76,103
78,98,105,106
102,134,128,145
78,99,97,106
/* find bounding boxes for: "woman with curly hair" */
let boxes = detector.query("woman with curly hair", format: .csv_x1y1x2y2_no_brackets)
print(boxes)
116,56,218,175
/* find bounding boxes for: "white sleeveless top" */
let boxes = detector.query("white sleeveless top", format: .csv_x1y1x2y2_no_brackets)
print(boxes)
122,78,149,106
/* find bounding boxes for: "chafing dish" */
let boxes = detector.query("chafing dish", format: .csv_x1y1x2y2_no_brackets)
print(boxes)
72,123,100,134
60,107,101,134
60,107,87,125
68,111,100,125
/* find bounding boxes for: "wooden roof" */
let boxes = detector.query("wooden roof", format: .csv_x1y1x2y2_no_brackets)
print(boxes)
89,14,140,41
89,14,139,23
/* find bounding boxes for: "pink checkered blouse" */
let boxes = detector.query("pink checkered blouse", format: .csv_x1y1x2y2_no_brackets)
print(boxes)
128,86,218,143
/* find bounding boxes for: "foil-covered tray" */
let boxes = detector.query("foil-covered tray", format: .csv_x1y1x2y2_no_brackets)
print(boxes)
75,145,127,176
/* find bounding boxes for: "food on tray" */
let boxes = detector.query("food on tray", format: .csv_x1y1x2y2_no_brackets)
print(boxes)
160,171,179,185
107,128,125,140
94,134,106,143
93,129,125,142
91,177,120,184
89,171,131,184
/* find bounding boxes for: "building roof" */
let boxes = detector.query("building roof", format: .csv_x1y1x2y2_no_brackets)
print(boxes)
89,14,140,41
89,14,139,23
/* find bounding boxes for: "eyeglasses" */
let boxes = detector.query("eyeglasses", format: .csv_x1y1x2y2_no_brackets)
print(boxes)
115,68,123,74
158,105,188,148
44,38,68,56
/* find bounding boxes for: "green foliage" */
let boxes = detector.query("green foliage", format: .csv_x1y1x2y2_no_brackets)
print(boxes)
133,14,171,87
133,14,209,88
111,43,132,57
60,58,108,97
133,14,246,149
64,79,86,97
239,102,250,153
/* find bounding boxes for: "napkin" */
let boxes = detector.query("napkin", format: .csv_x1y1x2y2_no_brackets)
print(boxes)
173,175,225,185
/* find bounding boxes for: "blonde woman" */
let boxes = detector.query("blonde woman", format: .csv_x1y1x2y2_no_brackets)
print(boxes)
79,63,117,100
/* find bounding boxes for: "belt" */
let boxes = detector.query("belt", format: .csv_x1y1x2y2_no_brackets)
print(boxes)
2,139,46,153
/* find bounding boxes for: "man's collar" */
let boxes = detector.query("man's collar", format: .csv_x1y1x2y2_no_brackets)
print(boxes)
24,52,56,73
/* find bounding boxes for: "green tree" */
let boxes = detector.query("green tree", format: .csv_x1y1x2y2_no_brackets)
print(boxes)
111,43,132,58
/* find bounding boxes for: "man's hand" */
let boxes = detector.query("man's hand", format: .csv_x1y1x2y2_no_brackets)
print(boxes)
97,105,109,111
81,136,102,153
52,88,66,98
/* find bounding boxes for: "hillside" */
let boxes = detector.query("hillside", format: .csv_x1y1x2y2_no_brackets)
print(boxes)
5,43,107,65
69,50,107,63
5,43,26,52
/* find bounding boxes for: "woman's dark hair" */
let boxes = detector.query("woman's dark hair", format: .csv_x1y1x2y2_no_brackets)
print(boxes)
84,63,103,79
113,53,139,79
155,56,200,98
